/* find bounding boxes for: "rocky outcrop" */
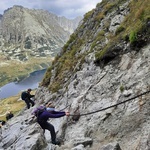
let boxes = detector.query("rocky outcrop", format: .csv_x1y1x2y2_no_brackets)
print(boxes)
1,44,149,150
0,0,150,150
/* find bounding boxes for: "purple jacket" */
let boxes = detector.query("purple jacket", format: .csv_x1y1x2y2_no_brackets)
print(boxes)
38,110,66,122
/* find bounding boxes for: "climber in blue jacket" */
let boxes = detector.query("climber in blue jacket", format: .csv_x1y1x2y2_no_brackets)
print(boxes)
37,106,70,145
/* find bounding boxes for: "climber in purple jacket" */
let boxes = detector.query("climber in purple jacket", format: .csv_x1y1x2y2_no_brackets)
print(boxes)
37,107,70,145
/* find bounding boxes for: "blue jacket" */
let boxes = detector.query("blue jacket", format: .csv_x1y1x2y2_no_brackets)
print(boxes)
37,110,66,122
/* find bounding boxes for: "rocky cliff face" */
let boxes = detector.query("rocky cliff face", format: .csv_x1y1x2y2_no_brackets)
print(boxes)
0,0,150,150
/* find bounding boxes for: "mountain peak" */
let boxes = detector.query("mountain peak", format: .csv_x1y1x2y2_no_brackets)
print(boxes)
0,6,82,61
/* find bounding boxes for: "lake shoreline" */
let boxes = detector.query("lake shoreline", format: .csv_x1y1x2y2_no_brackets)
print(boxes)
15,68,47,83
0,69,46,99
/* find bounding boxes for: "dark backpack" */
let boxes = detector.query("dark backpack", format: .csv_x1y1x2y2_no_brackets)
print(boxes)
0,120,6,125
32,106,46,118
21,91,28,100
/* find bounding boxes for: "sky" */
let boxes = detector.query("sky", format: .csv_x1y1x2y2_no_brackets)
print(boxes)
0,0,102,19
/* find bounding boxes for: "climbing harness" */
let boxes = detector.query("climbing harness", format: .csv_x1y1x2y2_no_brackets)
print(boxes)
68,90,150,116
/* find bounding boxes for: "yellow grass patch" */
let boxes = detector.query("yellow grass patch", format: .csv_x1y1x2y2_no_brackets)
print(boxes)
0,56,53,87
0,94,25,121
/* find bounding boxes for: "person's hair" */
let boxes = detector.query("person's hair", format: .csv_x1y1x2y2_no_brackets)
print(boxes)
27,88,32,92
45,102,55,108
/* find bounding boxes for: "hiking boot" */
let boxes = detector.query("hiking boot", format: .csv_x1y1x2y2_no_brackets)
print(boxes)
52,140,61,145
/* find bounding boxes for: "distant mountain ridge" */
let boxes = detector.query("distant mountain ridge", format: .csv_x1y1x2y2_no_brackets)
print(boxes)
0,5,82,61
0,5,82,87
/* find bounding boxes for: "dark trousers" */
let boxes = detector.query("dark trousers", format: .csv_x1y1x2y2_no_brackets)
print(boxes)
38,121,56,142
24,98,35,109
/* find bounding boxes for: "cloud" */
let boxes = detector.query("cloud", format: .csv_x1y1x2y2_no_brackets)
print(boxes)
0,0,101,19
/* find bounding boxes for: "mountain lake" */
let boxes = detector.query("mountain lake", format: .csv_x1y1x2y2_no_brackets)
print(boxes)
0,69,46,99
